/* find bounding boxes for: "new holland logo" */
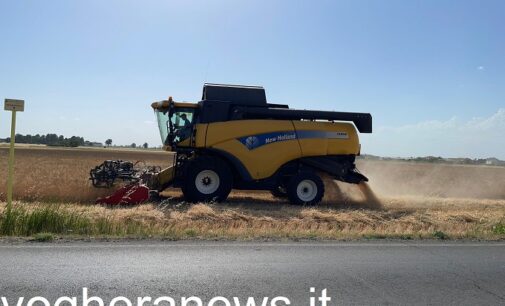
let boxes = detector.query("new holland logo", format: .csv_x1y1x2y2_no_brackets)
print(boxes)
244,136,260,150
239,132,296,150
238,130,348,150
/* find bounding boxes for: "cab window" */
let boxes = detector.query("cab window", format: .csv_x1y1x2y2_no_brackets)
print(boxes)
171,109,195,144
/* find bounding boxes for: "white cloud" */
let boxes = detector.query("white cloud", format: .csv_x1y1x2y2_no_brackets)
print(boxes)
377,116,458,132
477,66,485,70
466,109,505,130
362,109,505,159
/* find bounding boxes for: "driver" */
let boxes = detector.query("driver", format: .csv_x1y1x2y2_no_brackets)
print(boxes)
180,113,191,128
174,113,192,141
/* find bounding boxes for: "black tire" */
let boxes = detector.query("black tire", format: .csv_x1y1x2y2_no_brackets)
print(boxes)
270,186,288,199
287,172,325,205
181,156,233,203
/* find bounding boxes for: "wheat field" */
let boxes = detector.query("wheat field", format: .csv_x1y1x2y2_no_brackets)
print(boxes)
1,146,504,239
0,146,171,202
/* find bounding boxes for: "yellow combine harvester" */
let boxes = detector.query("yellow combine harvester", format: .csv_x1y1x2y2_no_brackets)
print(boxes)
147,83,372,205
91,83,372,205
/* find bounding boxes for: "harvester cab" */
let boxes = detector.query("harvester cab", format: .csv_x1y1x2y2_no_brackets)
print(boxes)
151,98,197,149
92,83,373,206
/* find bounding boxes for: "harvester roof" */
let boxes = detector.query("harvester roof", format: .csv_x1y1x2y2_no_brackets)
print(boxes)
198,84,373,133
202,83,267,106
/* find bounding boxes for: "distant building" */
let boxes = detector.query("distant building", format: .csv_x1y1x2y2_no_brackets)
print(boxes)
485,158,504,166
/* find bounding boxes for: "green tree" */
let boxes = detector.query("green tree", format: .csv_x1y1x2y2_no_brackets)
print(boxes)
105,139,112,147
131,143,137,148
46,134,59,146
68,136,82,147
143,142,148,149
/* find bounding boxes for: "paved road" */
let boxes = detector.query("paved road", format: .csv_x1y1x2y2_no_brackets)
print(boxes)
0,241,504,305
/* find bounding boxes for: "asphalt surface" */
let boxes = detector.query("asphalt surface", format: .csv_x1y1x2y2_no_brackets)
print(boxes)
0,241,504,305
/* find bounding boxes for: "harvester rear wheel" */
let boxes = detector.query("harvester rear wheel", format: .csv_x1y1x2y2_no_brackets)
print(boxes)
181,156,233,203
287,172,324,205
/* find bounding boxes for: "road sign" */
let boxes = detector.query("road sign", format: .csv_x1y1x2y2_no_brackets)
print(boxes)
4,99,25,112
4,98,24,211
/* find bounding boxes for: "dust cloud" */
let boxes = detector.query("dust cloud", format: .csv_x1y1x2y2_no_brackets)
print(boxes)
321,160,505,209
356,160,505,200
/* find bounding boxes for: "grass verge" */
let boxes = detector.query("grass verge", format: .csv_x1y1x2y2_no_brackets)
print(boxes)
1,194,505,241
32,232,54,242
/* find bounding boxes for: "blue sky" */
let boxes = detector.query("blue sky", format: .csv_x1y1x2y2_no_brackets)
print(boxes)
0,0,504,158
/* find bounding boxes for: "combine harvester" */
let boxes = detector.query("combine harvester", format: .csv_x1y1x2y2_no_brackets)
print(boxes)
91,84,373,205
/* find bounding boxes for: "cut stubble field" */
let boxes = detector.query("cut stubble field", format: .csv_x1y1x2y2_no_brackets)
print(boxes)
1,146,504,240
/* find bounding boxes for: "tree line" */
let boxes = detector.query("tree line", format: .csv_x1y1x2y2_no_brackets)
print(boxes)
0,134,151,149
2,133,89,147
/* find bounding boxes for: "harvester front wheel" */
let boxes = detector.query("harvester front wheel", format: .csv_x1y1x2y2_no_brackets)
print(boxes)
181,157,233,203
287,172,324,205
